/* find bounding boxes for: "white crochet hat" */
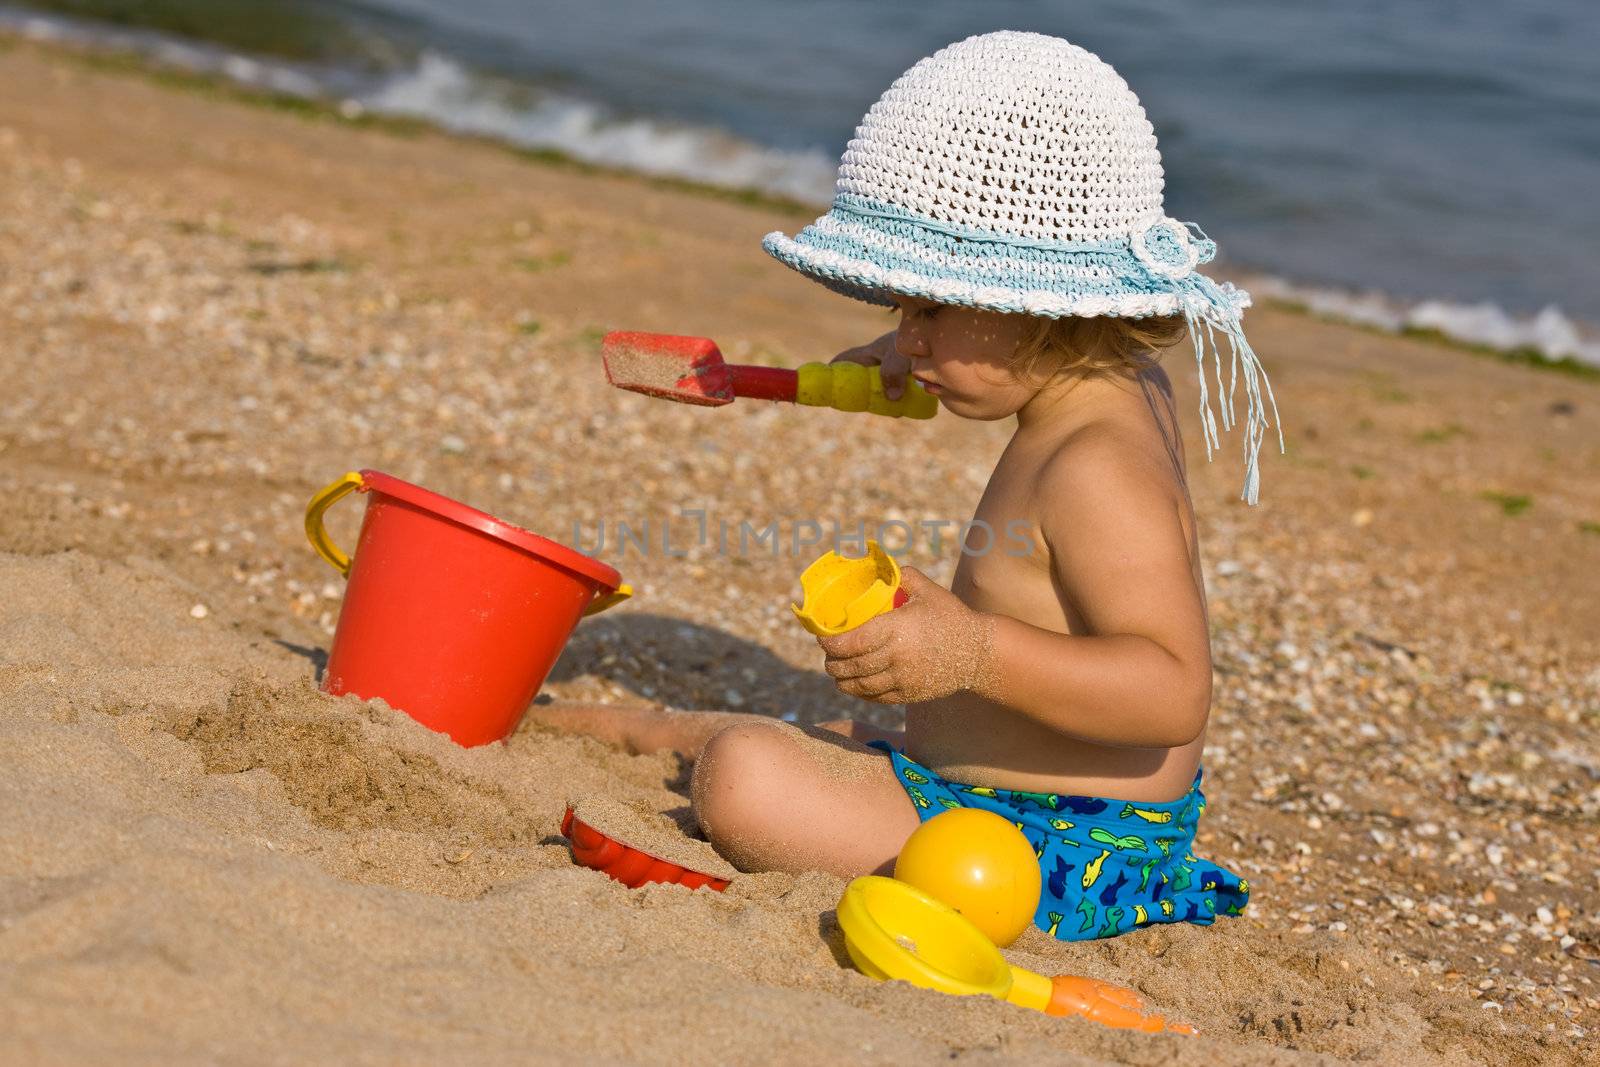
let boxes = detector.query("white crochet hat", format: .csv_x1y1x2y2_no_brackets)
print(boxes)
763,30,1281,503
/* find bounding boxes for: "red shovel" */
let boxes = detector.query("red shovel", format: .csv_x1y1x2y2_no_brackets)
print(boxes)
601,331,937,419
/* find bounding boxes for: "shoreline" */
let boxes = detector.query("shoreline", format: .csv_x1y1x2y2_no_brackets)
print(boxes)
2,32,1598,1065
0,24,821,217
3,21,1597,378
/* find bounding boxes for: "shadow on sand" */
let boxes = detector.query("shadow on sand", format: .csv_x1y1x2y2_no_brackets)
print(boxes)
548,610,870,724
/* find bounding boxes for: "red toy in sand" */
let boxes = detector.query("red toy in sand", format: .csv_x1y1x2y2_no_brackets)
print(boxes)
562,806,732,892
305,470,630,747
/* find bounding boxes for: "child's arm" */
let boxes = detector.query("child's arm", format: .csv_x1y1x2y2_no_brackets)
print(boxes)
819,439,1211,749
976,443,1212,748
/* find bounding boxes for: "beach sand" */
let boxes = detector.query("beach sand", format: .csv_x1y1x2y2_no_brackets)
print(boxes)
1,37,1597,1065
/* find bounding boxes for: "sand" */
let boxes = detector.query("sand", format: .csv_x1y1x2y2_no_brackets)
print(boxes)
1,34,1597,1066
570,794,739,882
601,338,713,400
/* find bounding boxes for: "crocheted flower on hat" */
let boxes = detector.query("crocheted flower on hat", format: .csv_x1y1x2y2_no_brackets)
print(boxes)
1131,218,1202,280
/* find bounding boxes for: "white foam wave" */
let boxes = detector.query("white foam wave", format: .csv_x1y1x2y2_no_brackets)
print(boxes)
0,9,326,96
1248,276,1600,368
0,12,837,205
358,51,837,204
7,6,1595,371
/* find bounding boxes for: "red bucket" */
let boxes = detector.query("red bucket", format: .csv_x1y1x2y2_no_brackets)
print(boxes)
304,470,629,746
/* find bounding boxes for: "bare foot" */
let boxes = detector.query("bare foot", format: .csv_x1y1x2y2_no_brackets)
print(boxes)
522,701,759,759
815,719,906,748
524,703,907,761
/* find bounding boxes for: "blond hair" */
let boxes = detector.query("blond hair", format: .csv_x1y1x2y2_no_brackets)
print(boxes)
1009,314,1188,383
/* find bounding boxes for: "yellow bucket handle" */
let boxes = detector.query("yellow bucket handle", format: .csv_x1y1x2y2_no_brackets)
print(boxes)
305,470,365,577
584,584,632,616
305,469,632,613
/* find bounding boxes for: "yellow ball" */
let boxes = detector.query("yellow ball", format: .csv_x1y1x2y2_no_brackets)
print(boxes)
893,808,1042,947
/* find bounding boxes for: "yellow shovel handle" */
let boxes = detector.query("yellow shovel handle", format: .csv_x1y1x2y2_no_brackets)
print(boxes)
304,471,365,577
584,584,633,616
794,363,939,419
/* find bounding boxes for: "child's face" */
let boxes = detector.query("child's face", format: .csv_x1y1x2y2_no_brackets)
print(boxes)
891,295,1037,420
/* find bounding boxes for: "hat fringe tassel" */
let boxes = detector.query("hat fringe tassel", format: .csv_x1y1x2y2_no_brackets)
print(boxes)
1180,275,1284,507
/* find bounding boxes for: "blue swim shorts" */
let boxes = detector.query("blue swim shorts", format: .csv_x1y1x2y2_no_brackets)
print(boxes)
869,741,1249,941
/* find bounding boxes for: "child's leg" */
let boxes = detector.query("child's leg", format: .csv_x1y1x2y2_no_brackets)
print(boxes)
813,718,906,749
525,701,919,877
524,701,904,760
522,700,751,757
690,719,920,878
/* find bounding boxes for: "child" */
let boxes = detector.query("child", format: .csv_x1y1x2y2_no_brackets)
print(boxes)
532,30,1276,941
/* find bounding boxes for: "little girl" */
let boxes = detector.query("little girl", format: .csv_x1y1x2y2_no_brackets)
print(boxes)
533,30,1277,941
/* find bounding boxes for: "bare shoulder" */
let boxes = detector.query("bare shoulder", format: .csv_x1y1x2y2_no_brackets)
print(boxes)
1032,413,1205,637
1035,416,1186,527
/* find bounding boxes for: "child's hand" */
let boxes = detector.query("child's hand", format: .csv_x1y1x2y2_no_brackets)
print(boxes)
817,567,996,704
831,330,911,400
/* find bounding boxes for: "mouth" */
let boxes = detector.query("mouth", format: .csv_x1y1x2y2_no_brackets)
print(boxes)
911,375,943,396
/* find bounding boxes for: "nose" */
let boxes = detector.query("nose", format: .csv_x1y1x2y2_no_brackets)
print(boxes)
894,319,930,361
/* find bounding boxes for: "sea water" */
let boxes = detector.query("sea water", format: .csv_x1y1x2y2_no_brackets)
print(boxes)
5,0,1595,363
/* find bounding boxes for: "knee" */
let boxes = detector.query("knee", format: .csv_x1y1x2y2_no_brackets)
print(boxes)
690,721,792,864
